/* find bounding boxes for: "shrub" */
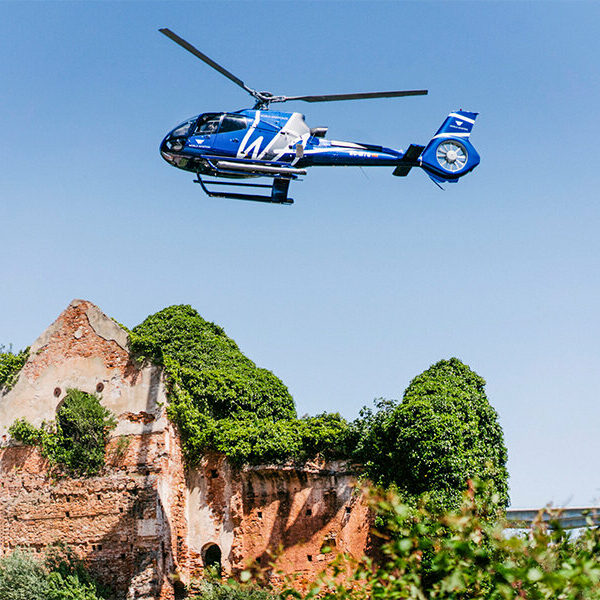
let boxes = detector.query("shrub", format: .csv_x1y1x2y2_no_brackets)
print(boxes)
351,359,508,510
172,412,352,466
0,549,48,600
294,483,600,600
130,306,354,466
9,389,117,477
44,543,110,600
0,346,29,391
191,579,280,600
0,546,107,600
130,306,508,506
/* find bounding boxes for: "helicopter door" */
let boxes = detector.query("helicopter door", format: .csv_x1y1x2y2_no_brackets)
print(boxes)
186,114,221,153
211,115,249,157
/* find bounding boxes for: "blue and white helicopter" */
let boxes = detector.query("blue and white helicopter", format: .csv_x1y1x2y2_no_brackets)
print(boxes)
159,29,480,205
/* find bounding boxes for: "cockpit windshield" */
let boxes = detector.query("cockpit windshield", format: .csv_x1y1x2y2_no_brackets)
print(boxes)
171,118,196,138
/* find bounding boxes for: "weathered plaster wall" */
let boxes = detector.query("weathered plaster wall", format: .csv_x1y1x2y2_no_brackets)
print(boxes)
0,300,372,599
183,456,371,582
0,299,167,443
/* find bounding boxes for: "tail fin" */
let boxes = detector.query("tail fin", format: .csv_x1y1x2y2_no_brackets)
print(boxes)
419,110,480,184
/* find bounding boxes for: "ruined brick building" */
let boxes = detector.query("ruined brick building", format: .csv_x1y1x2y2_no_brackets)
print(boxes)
0,300,371,599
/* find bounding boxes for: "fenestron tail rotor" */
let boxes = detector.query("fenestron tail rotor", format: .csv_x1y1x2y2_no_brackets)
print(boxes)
159,28,428,109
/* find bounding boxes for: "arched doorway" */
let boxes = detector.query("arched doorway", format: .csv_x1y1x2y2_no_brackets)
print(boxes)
202,543,222,573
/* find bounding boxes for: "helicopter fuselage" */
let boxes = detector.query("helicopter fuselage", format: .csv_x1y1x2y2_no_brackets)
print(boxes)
160,109,405,176
160,108,480,204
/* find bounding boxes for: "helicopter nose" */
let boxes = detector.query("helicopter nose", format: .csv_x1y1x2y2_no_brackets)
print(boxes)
160,131,186,164
160,135,175,164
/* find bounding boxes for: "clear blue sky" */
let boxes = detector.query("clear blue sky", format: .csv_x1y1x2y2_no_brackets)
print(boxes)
1,1,599,508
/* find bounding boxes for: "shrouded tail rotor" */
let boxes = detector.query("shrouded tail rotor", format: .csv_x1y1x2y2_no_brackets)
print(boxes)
419,111,480,185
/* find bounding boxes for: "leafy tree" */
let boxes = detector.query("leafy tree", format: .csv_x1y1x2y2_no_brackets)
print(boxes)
351,358,508,510
9,389,117,477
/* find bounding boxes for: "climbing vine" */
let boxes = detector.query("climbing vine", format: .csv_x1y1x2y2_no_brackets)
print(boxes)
127,307,509,509
0,346,29,391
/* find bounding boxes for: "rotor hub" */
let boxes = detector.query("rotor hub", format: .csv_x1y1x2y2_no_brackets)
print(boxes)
445,150,458,163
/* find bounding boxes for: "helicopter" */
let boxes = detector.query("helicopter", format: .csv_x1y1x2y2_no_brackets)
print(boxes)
159,28,480,205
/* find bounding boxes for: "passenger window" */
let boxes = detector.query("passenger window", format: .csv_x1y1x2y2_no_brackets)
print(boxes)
219,116,248,134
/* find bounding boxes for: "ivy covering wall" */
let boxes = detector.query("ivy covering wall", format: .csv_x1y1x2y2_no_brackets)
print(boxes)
0,346,29,391
128,305,509,509
129,305,350,466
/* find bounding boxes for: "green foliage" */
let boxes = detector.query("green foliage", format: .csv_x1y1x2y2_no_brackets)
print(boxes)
8,417,42,445
9,389,117,477
130,306,507,506
131,306,353,466
0,546,107,600
190,578,280,600
0,346,29,391
130,305,296,421
295,484,600,600
46,573,103,600
350,358,509,510
44,544,110,600
172,410,351,466
0,549,49,600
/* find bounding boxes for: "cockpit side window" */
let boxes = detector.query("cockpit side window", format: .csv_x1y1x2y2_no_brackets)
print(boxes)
219,115,249,134
194,113,222,135
197,119,220,135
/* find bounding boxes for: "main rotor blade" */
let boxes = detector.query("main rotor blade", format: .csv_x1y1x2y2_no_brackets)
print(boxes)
159,28,256,96
280,89,428,103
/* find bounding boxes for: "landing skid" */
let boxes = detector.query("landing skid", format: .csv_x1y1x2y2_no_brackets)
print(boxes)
194,174,294,205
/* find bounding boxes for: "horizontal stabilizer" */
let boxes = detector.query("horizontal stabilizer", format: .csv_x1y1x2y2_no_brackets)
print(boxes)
392,144,425,177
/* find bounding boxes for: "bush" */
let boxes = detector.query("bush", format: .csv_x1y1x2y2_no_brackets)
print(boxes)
0,549,48,600
131,306,354,466
350,359,508,510
130,306,508,507
44,544,110,600
295,483,600,600
0,346,29,391
9,389,117,477
191,579,280,600
172,412,352,466
0,545,108,600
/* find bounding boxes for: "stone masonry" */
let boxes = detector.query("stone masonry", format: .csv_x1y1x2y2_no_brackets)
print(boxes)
0,300,371,599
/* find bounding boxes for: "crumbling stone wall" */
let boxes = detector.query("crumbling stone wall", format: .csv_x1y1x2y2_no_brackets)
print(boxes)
0,300,372,599
0,430,184,599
